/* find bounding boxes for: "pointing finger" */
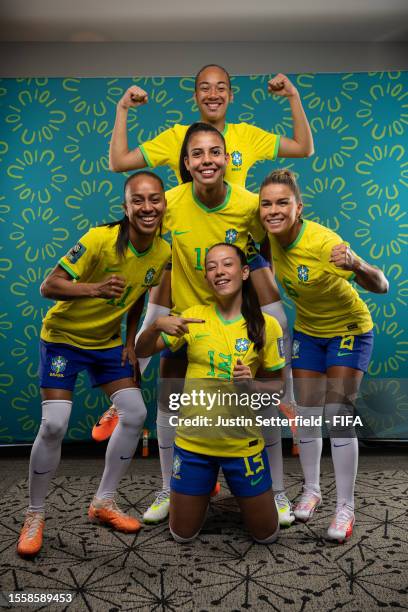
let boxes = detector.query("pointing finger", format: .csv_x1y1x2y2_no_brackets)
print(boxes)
181,318,206,324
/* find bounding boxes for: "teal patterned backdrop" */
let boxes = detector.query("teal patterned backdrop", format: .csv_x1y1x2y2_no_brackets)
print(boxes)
0,72,407,444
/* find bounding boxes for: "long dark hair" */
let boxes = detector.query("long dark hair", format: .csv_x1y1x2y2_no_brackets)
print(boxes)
205,243,265,352
101,171,165,257
179,122,226,184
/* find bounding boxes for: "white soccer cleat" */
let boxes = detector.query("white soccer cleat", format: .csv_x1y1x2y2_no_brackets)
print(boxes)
143,489,170,524
327,505,355,543
293,488,322,522
274,492,295,527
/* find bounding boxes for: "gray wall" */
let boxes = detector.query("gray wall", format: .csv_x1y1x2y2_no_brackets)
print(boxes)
1,42,407,76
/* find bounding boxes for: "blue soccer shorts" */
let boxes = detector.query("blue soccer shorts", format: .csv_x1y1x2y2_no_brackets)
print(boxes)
291,329,374,373
39,339,134,390
171,445,272,497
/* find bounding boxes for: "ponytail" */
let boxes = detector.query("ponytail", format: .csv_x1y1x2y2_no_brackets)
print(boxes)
241,273,265,352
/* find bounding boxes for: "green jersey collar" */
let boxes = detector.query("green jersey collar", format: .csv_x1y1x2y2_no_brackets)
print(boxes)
192,182,231,213
215,305,243,325
128,241,153,258
285,219,307,251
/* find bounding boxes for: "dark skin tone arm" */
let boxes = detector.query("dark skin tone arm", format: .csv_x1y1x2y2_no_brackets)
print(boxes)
40,264,126,301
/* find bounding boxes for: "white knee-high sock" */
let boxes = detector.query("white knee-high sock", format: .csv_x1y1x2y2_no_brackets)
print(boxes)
157,409,176,491
135,304,170,375
325,403,358,511
261,404,284,492
297,405,323,495
96,388,146,500
28,400,72,513
261,301,294,404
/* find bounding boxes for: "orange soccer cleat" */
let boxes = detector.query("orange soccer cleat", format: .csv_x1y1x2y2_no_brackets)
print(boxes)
92,406,119,442
88,497,142,533
17,511,45,557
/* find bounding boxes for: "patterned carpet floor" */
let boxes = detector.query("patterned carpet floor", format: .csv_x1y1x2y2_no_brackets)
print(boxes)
0,468,407,611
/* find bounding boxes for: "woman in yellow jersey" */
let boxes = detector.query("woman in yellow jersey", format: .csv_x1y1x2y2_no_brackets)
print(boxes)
16,172,170,558
259,169,389,543
136,243,285,544
142,123,295,527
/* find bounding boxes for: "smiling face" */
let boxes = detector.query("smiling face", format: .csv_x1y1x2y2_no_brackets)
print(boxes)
184,130,229,188
124,174,166,236
205,244,249,298
194,65,233,124
259,183,303,238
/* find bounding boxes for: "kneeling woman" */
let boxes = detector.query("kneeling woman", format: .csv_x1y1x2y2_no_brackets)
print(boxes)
136,243,285,543
259,169,388,542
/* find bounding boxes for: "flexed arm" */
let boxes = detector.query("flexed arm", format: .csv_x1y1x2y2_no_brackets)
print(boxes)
109,86,149,172
330,244,389,294
268,74,314,158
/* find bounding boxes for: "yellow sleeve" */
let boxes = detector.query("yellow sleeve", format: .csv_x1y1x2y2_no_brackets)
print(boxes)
139,127,179,169
244,123,280,162
260,316,285,371
320,235,356,281
160,332,187,352
58,229,102,280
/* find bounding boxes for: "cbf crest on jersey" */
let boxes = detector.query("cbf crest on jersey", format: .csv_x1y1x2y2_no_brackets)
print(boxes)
50,356,67,376
225,228,238,244
235,338,251,353
231,151,242,167
143,267,156,286
297,264,309,282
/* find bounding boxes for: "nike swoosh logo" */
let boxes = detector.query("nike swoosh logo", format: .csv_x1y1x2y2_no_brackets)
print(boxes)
120,455,133,460
34,469,51,475
265,441,279,448
195,333,210,339
333,442,352,448
337,351,353,356
299,440,315,444
250,475,264,486
173,230,190,236
104,267,120,273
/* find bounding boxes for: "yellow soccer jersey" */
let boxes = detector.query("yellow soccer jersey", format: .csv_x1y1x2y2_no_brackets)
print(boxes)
41,225,171,349
162,182,265,314
140,123,280,187
268,220,373,338
162,304,285,456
